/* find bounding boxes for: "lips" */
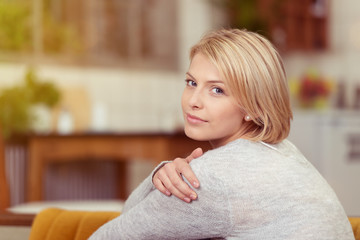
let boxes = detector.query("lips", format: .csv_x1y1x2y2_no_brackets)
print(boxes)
185,113,207,124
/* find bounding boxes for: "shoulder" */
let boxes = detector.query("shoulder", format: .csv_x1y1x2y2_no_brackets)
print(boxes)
187,139,306,188
188,139,263,187
190,139,272,169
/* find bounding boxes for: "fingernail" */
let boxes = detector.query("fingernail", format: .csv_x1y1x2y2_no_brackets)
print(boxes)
190,194,197,200
193,181,199,188
165,190,171,196
184,197,191,203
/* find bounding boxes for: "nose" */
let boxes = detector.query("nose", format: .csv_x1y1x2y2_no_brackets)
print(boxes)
188,89,203,109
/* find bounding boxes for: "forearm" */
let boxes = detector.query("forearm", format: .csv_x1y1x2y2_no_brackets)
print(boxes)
90,171,230,239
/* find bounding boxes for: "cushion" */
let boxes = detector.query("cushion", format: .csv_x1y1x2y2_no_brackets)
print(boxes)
28,208,120,240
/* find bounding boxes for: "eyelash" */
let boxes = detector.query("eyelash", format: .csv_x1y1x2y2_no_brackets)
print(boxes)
211,87,224,95
185,79,196,87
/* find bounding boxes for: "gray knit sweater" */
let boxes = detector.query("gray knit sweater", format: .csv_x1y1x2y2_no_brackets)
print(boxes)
89,139,354,239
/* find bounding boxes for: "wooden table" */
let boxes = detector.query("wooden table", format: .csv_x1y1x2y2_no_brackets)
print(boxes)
0,211,34,226
27,132,211,202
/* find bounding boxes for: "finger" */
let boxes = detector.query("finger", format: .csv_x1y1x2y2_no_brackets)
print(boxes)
160,164,194,202
183,148,203,188
185,148,203,163
154,164,191,202
167,163,198,200
161,172,191,203
179,163,200,190
153,177,171,196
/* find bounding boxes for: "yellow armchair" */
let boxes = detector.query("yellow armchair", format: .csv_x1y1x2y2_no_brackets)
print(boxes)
349,217,360,240
29,208,120,240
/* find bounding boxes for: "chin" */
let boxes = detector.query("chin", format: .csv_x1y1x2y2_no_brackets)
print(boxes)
184,127,208,142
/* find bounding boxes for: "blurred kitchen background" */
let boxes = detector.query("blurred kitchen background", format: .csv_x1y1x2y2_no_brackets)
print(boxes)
1,0,360,216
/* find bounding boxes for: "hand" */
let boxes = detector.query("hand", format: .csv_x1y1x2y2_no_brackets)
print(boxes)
152,148,203,203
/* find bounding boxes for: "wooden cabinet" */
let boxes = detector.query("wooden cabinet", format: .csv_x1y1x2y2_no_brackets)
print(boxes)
26,133,211,202
273,0,328,51
222,0,329,52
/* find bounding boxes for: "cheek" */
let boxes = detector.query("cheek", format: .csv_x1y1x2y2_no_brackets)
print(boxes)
181,89,190,110
213,104,244,125
181,92,186,111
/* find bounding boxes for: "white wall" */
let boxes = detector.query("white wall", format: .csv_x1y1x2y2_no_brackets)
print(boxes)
178,0,214,72
0,63,183,133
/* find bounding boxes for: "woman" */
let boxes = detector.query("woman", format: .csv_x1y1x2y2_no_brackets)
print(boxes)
90,29,354,239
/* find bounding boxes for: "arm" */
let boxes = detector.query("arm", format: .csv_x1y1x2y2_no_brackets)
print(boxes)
152,148,203,203
90,160,231,240
123,148,202,213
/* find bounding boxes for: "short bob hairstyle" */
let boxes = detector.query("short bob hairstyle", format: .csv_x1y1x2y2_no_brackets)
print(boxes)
190,28,293,144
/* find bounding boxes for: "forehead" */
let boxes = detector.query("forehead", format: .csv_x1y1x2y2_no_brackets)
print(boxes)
188,53,223,80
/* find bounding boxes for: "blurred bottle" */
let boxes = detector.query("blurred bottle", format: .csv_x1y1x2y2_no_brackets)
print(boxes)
353,85,360,110
91,101,107,132
57,108,73,134
335,81,346,109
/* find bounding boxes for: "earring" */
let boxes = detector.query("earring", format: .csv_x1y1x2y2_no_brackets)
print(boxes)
245,115,251,121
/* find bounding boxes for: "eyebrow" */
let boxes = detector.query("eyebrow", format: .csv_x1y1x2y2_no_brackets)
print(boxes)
186,72,196,79
186,72,225,84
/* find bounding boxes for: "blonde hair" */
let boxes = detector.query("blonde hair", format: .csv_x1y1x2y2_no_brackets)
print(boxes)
190,28,293,144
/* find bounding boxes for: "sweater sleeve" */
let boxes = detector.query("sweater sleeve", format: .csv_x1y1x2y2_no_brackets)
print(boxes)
89,159,232,240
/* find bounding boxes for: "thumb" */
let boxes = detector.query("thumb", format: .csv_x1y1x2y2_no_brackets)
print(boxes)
185,147,203,163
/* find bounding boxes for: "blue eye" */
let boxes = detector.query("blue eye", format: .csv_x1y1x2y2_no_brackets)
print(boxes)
211,87,224,94
185,79,196,87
